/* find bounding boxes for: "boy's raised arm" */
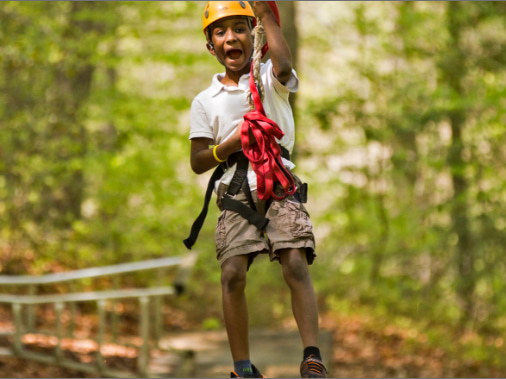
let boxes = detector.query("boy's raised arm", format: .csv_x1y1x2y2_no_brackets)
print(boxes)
252,1,292,85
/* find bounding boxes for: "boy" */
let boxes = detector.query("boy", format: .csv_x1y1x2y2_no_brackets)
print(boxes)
188,2,327,378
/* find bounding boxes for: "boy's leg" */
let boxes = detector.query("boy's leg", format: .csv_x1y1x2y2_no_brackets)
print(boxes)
278,247,319,348
221,254,251,362
279,248,328,377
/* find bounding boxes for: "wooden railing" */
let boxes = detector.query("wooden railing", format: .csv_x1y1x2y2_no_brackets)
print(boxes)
0,252,198,378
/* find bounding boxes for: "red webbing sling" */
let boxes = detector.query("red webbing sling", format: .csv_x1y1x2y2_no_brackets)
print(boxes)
241,1,296,201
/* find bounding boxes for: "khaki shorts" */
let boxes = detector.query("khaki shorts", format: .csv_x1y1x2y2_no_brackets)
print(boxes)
215,173,316,267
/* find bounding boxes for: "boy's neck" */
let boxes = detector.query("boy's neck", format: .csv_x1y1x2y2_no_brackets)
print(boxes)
221,64,251,87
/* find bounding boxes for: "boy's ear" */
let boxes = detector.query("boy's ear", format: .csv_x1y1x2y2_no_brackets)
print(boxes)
206,42,216,56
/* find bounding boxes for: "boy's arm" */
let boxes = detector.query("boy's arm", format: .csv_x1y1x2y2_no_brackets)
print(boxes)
252,1,292,85
190,137,238,175
190,123,258,174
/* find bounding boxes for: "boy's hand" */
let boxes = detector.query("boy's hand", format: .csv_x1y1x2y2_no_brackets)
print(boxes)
234,121,257,146
252,1,275,22
251,1,292,85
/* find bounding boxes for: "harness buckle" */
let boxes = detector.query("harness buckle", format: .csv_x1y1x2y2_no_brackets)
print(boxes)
223,192,236,200
221,159,230,172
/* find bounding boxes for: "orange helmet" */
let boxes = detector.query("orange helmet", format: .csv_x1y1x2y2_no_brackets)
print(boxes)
202,1,256,38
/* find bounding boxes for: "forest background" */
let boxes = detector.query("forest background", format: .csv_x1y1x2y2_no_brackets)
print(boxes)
2,1,506,375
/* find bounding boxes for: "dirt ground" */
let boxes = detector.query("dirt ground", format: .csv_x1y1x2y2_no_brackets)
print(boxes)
0,310,503,378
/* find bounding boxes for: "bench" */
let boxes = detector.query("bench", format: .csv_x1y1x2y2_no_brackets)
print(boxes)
0,252,198,378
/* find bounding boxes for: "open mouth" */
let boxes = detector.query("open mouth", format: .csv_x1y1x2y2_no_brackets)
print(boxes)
226,49,242,60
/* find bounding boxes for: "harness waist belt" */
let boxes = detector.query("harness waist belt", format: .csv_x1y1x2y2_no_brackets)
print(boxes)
183,147,291,250
221,196,269,230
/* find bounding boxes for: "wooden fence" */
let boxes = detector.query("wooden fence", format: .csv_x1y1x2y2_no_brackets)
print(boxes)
0,252,198,378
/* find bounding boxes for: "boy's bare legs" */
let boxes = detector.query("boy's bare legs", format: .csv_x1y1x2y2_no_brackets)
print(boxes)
221,254,250,362
278,248,319,348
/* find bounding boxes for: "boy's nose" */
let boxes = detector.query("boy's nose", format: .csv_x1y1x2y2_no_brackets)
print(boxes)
225,28,237,42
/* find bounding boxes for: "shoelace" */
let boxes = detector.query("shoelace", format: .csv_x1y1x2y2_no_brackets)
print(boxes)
303,356,326,374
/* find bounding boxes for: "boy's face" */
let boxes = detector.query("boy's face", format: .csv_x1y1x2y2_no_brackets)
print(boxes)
207,16,253,72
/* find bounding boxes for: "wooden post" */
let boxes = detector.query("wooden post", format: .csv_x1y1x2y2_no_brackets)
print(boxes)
111,276,119,343
55,302,64,363
138,296,150,378
97,299,106,374
12,303,23,356
68,282,77,337
154,268,165,348
27,285,35,332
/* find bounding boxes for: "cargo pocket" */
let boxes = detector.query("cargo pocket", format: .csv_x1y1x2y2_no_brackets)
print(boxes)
285,201,313,238
215,210,227,253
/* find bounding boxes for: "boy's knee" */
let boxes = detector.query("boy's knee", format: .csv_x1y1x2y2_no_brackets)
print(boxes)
221,259,247,292
285,261,310,284
280,249,310,284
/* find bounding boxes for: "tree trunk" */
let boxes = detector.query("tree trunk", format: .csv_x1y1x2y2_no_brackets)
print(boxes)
278,1,299,113
441,2,475,323
44,2,112,227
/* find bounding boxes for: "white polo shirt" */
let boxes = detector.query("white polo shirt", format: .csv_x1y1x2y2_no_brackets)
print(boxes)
189,59,298,191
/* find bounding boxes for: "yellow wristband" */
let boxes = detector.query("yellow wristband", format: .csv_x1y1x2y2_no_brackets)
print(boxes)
213,145,226,163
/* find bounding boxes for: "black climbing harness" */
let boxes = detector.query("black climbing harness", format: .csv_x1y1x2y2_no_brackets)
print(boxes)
183,146,306,250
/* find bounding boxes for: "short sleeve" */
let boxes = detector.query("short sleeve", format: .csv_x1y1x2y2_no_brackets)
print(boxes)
189,97,214,140
263,60,299,100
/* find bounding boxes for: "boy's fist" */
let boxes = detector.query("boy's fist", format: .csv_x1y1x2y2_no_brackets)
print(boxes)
234,121,257,146
252,1,274,20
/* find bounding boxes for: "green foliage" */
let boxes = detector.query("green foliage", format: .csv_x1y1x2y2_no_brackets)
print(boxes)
0,1,210,270
2,4,506,367
297,1,506,334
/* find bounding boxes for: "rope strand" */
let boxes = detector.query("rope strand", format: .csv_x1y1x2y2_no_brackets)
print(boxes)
248,20,265,109
241,11,296,201
241,106,296,201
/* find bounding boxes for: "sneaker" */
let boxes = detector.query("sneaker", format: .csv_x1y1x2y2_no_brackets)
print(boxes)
300,355,327,378
230,364,265,378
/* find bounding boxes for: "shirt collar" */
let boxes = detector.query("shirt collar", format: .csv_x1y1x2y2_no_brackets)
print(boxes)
210,72,250,97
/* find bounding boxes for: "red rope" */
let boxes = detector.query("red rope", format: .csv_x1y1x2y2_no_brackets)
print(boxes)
241,1,294,201
241,61,296,201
